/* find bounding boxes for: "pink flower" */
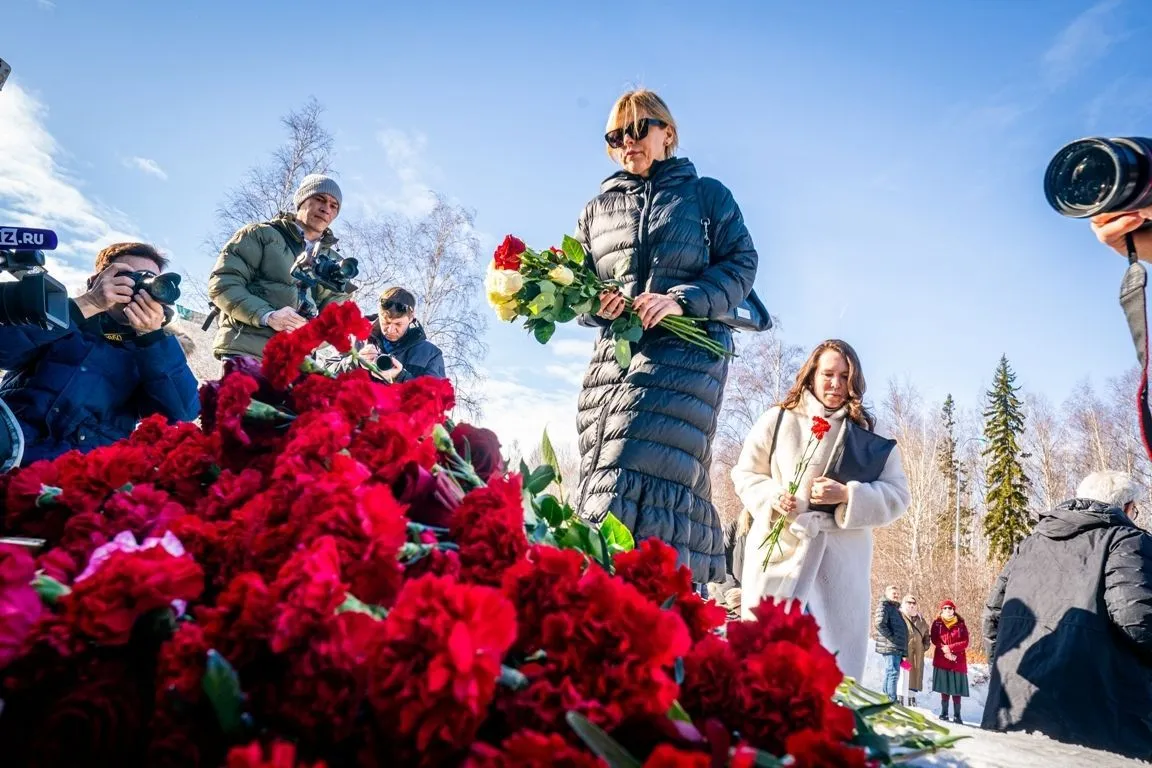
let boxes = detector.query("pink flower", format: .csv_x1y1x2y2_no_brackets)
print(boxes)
0,544,42,670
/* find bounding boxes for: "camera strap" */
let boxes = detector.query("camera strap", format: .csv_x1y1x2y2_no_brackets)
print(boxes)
1119,233,1152,461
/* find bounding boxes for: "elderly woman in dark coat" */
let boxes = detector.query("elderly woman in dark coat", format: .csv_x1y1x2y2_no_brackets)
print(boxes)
574,89,759,584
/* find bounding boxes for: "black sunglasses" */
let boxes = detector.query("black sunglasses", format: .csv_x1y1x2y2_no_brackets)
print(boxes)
605,118,667,149
381,300,412,314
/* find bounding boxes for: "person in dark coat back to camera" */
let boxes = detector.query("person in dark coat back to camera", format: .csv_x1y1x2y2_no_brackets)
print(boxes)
574,88,758,585
931,600,970,724
982,471,1152,761
875,585,909,702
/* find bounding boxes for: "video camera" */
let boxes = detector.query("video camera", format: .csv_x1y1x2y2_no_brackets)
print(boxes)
0,227,70,329
291,250,358,318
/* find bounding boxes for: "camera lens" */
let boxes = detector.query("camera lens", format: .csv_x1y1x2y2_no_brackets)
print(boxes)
144,273,182,305
338,257,359,279
1044,137,1152,218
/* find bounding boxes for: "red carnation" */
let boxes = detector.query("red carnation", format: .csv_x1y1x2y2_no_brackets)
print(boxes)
366,574,517,766
785,729,873,768
812,416,831,440
308,300,372,354
493,235,526,271
155,621,210,702
727,598,823,658
63,546,204,645
269,536,348,654
451,473,530,587
0,544,42,670
642,745,710,767
614,539,726,642
466,730,602,768
226,740,328,768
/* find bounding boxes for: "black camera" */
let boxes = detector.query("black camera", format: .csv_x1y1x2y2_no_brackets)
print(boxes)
293,252,358,294
0,248,70,330
291,252,358,319
119,270,182,305
1044,137,1152,225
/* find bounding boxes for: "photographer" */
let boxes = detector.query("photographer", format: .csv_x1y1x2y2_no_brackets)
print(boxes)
327,287,445,382
0,242,199,466
208,174,352,363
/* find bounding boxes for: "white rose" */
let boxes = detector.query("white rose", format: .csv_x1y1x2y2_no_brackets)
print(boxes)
547,265,575,287
485,267,524,299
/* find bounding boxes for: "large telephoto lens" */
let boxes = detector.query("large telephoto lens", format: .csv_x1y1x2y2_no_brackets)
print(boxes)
1044,137,1152,218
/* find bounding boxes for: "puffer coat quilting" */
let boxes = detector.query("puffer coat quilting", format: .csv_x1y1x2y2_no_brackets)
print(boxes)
574,157,758,583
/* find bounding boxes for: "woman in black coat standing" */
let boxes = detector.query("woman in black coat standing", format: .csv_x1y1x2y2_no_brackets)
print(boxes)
574,89,760,584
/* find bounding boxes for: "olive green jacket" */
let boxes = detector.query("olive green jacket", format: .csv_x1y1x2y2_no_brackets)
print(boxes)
208,213,351,359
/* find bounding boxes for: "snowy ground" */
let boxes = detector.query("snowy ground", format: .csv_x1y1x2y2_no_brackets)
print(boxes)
859,642,1149,767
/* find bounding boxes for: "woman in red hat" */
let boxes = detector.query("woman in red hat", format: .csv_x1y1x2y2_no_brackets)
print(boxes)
930,599,970,723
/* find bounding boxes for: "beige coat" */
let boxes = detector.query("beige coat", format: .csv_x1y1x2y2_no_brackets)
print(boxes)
902,612,932,690
732,389,910,681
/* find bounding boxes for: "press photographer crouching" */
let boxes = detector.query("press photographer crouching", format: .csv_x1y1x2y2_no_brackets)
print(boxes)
325,287,445,382
0,242,199,466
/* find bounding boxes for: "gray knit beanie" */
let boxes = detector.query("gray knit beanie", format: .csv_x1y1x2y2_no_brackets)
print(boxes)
293,174,343,210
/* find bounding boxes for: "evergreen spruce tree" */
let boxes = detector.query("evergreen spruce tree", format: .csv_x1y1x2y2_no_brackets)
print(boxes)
982,356,1032,562
937,395,960,551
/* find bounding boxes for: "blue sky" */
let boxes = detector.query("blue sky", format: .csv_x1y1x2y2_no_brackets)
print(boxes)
2,0,1151,451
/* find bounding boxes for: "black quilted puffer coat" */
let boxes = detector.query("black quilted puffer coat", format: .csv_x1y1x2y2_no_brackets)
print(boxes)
574,157,759,583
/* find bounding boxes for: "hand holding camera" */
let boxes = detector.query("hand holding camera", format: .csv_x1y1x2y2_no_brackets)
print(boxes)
1092,208,1152,261
75,262,139,318
266,306,308,332
122,291,166,333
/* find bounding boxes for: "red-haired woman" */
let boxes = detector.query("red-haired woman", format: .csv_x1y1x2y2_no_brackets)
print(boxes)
931,599,971,723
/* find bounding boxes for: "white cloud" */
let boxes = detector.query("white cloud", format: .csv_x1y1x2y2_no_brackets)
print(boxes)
36,0,56,9
0,83,140,293
1042,0,1123,89
474,370,580,459
123,156,168,181
550,338,594,358
375,128,436,217
544,362,586,388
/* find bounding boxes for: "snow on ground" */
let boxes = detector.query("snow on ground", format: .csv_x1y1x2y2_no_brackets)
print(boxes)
859,641,1149,766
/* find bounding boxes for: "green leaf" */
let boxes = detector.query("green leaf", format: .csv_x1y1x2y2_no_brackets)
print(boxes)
555,519,608,565
674,656,685,685
32,573,71,604
554,304,577,324
202,650,248,737
536,494,570,526
600,513,635,554
36,485,62,507
540,427,565,500
566,712,642,768
562,235,586,265
244,399,296,422
336,592,388,620
524,465,556,495
660,594,677,610
620,322,643,343
532,321,556,345
537,280,556,294
527,292,554,315
667,700,692,723
613,338,632,368
571,299,593,314
856,701,896,718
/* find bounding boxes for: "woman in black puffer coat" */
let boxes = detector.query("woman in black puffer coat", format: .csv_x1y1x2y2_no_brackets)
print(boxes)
574,89,759,584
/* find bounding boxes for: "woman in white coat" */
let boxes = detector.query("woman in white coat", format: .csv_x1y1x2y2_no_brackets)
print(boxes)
732,339,909,681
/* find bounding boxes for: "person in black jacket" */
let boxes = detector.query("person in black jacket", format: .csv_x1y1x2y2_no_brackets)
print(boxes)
574,89,759,585
874,585,909,702
982,471,1152,760
0,242,200,466
324,287,445,382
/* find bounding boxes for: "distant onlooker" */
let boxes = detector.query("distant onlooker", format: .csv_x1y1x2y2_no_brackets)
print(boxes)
982,471,1151,760
324,287,445,382
874,584,908,702
898,594,931,707
931,599,969,724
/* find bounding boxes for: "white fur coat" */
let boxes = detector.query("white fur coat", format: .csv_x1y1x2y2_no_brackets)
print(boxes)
731,389,910,680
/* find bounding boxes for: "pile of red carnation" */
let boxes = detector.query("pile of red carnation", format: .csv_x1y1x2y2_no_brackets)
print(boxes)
0,304,874,768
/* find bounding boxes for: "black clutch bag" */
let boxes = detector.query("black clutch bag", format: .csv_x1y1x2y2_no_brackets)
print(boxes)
809,421,897,513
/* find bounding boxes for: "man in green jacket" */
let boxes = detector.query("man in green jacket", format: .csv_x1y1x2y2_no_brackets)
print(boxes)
208,174,352,362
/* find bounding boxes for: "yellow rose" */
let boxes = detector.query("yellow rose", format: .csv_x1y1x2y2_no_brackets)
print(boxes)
485,267,524,300
547,265,575,287
494,299,519,322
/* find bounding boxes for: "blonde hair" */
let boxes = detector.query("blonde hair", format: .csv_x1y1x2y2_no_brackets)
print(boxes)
605,89,679,160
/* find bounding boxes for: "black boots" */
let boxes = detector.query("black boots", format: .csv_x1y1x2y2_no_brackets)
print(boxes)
940,699,949,720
